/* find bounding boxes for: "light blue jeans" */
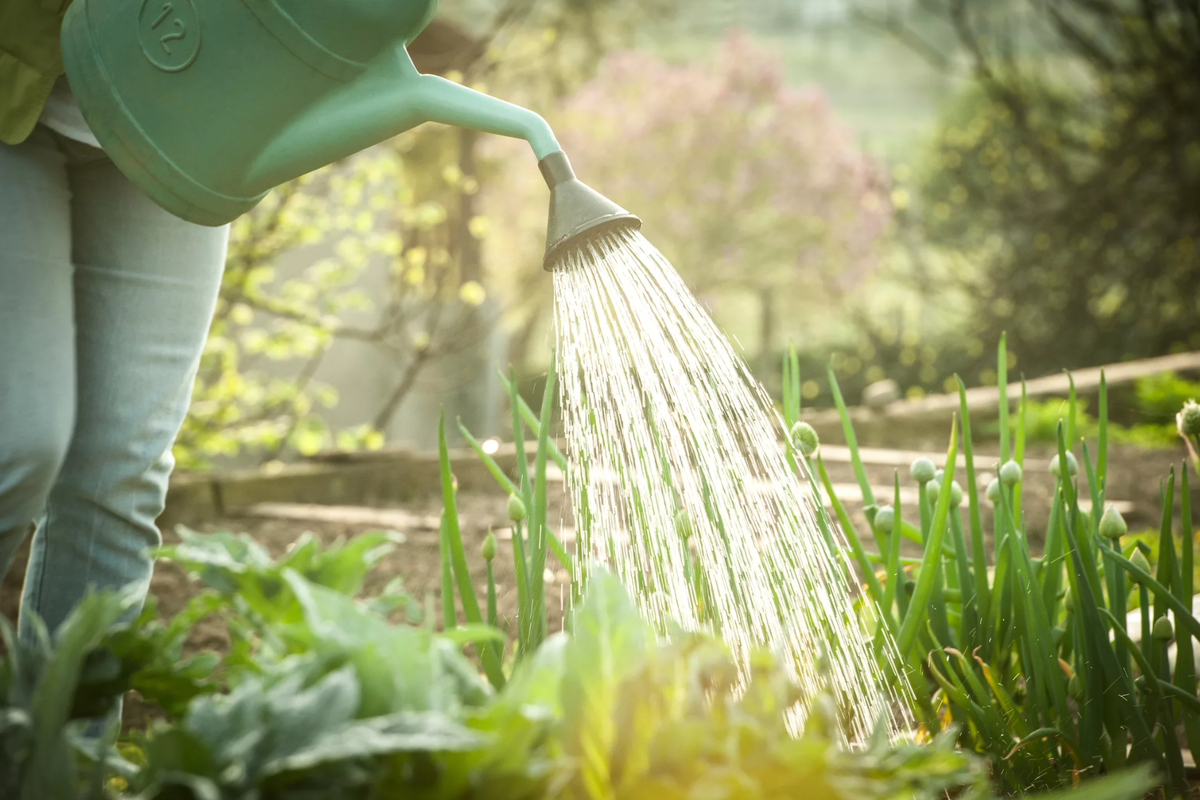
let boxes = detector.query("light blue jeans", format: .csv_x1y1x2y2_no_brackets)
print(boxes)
0,125,227,645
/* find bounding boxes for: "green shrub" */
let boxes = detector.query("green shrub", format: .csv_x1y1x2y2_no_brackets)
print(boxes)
980,372,1200,450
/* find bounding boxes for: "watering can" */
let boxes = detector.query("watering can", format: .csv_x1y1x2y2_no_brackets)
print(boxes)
60,0,639,268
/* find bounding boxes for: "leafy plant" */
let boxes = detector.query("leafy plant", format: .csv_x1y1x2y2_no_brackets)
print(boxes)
155,527,414,628
8,554,1100,800
6,343,1193,798
802,334,1200,794
131,661,486,798
0,591,134,800
552,570,987,800
77,593,224,719
1134,373,1200,426
122,541,554,797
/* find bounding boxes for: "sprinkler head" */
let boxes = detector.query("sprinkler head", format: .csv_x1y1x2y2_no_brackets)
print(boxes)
539,151,641,270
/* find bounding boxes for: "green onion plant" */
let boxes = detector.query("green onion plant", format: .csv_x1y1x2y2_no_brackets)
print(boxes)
452,360,575,684
793,335,1200,795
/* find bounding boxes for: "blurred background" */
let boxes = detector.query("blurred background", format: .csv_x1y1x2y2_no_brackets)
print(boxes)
175,0,1200,469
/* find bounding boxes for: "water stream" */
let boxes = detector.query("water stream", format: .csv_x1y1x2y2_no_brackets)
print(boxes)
553,228,911,740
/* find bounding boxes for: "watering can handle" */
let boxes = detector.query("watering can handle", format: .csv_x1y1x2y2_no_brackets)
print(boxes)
247,44,561,189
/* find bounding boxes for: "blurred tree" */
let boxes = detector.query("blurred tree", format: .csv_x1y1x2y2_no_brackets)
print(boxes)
177,2,683,467
484,33,892,374
176,135,493,469
870,0,1200,376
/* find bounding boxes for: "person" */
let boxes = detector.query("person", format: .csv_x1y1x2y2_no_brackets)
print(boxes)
0,4,228,646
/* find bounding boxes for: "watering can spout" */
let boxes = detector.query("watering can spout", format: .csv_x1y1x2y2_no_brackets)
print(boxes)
251,43,641,270
539,151,641,271
249,45,561,189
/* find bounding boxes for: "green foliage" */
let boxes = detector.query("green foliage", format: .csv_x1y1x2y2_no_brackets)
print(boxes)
177,124,497,469
1135,373,1200,423
486,33,890,373
911,2,1200,378
982,372,1200,448
0,590,136,799
819,336,1200,794
131,662,490,798
554,571,985,800
78,594,224,719
2,538,1083,800
177,168,381,469
156,527,414,629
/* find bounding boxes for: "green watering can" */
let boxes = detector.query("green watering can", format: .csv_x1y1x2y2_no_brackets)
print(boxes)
61,0,639,268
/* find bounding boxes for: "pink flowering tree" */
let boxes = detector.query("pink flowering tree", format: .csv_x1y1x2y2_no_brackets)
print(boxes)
483,33,892,372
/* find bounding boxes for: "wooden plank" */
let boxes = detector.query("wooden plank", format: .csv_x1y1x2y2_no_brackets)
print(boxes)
808,350,1200,427
243,502,435,531
897,350,1200,417
818,444,1008,470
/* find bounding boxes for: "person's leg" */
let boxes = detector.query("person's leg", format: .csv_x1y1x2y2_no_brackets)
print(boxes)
18,136,228,643
0,128,77,588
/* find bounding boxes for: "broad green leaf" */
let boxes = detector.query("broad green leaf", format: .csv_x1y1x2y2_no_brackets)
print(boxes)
262,710,485,776
22,591,134,800
561,570,651,800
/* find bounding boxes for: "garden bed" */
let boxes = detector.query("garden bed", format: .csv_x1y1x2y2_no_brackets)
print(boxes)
2,441,1189,652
